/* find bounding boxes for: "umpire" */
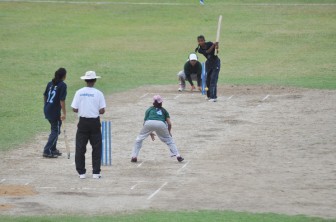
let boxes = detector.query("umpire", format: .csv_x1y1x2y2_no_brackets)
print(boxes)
71,71,106,179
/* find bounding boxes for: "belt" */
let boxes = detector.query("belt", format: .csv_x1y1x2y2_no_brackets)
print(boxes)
80,116,100,120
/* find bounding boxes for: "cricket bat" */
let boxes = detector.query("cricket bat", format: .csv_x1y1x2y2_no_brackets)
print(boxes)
62,123,70,159
215,15,222,55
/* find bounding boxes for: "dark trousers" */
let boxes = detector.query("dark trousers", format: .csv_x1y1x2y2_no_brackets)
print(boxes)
206,58,221,99
43,119,61,155
75,117,102,175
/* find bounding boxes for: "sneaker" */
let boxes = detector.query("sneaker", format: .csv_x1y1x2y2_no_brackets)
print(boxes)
43,153,58,158
131,157,137,163
200,0,204,5
177,156,184,162
79,174,86,179
205,97,210,100
52,149,62,156
93,174,101,179
208,98,217,102
178,87,185,92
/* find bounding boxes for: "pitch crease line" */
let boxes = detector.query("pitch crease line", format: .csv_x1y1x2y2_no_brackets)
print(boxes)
147,182,168,200
130,183,138,190
137,161,145,167
177,161,190,173
38,186,57,189
140,93,148,99
0,179,6,183
262,94,270,101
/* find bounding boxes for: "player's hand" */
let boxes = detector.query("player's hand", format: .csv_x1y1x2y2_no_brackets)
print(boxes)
150,132,156,141
198,86,202,91
191,85,196,91
214,42,219,49
61,115,66,121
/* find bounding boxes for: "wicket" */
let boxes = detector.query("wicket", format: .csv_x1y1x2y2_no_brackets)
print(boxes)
101,120,112,166
201,62,207,95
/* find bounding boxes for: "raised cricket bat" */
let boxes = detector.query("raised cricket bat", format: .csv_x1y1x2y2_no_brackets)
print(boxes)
62,123,70,159
215,15,222,55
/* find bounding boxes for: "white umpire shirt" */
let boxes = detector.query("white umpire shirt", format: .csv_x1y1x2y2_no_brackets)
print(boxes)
71,87,106,118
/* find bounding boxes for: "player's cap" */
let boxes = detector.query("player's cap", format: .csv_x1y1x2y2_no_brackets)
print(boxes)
189,53,198,61
153,95,163,103
80,71,101,80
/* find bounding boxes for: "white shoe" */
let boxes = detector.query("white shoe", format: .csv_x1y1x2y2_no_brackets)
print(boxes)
178,87,185,92
93,174,102,179
208,98,217,102
79,174,86,179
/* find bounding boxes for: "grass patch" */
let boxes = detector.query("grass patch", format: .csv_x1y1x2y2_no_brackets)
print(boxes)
0,210,335,222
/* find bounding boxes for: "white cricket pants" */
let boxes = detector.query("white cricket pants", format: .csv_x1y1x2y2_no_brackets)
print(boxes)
177,70,197,88
132,120,180,158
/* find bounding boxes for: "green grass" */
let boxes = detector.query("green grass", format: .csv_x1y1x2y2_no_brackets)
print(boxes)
0,1,335,220
0,210,335,222
1,0,335,150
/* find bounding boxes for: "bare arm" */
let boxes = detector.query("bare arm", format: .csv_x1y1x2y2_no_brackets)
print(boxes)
60,100,66,121
72,108,78,113
99,108,105,115
205,42,218,54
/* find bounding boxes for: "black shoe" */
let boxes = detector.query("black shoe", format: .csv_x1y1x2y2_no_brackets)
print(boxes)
131,157,137,163
177,156,184,162
43,153,58,158
52,149,62,156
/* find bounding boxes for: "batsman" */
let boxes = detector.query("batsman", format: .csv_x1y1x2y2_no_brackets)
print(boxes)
195,34,221,102
195,16,222,102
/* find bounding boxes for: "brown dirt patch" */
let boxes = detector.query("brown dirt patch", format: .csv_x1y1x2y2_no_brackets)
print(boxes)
0,185,37,197
0,204,14,211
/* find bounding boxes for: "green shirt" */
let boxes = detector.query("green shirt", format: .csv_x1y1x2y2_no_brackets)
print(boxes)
144,106,170,123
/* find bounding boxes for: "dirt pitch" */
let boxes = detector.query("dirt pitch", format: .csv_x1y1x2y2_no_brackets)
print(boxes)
1,85,335,219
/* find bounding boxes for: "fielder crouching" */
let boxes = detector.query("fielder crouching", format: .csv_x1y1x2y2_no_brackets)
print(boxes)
131,95,184,163
177,53,202,92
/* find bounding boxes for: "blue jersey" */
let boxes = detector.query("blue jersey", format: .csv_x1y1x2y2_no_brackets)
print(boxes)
43,81,67,120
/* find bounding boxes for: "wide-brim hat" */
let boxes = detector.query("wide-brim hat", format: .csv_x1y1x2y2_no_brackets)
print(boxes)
80,71,101,80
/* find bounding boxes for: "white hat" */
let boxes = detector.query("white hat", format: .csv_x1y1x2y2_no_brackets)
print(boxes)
80,71,101,80
189,53,198,61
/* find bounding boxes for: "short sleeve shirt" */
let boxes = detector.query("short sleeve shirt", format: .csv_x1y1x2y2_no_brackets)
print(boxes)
144,106,170,123
71,87,106,118
198,41,216,60
43,81,67,120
